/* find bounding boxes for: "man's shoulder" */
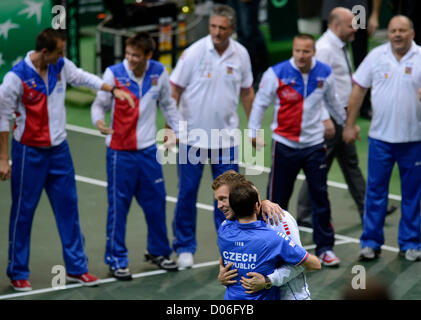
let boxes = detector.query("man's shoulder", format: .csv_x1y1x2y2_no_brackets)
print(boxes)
314,60,332,77
229,38,250,56
271,60,294,78
180,37,208,59
10,58,38,80
315,32,331,48
147,59,165,74
10,59,27,75
366,43,388,60
217,219,235,233
315,35,336,57
108,61,126,74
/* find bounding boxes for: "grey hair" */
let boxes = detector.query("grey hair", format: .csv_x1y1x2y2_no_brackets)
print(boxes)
210,4,237,29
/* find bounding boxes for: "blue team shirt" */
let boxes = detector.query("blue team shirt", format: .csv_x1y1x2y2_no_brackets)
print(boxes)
217,220,309,300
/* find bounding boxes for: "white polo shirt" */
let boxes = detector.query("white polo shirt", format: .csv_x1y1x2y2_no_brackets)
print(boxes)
353,42,421,143
316,29,353,109
170,35,253,149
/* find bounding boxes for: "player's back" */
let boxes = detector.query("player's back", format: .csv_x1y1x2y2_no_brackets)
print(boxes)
218,219,308,300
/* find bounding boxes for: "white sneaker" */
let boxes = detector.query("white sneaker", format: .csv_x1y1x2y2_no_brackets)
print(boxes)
359,247,380,261
177,252,194,270
401,249,421,262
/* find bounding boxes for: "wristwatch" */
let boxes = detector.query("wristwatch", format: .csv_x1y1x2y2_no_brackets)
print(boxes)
110,86,117,96
264,276,272,289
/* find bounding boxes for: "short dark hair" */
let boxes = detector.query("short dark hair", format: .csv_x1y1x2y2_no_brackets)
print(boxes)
229,181,259,219
294,33,316,44
35,28,66,52
125,32,155,55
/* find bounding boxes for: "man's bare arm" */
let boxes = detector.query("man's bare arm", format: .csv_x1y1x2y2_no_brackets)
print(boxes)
302,253,321,271
240,87,255,119
171,83,184,106
343,84,368,144
0,131,11,180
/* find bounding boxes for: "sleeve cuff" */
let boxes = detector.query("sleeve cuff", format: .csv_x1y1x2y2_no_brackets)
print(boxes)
296,252,309,266
169,80,185,90
0,117,10,132
267,273,278,286
352,77,370,89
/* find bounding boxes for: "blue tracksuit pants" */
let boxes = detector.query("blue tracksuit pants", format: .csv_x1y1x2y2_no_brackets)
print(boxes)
361,138,421,251
7,139,88,280
105,145,172,270
172,145,239,255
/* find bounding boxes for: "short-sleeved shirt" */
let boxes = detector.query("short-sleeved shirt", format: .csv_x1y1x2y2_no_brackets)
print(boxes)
170,35,253,149
353,42,421,143
217,220,309,300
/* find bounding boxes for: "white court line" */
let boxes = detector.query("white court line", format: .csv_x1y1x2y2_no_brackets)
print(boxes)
0,125,398,300
73,173,402,256
0,241,345,300
75,176,215,212
66,124,402,202
74,172,400,254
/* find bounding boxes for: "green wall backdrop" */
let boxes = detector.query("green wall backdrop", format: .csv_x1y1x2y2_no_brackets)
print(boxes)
0,0,52,80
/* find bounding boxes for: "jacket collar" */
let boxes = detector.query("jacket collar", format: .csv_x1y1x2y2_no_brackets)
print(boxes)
289,56,316,73
122,59,149,81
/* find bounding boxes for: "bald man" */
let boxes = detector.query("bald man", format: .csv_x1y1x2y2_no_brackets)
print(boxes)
297,7,367,227
343,15,421,262
321,0,383,119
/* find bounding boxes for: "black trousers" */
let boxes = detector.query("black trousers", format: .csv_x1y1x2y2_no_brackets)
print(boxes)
268,141,335,256
296,119,366,225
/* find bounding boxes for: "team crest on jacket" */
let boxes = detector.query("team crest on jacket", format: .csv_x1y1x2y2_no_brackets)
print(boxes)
405,66,412,75
317,78,325,88
226,66,233,74
151,75,159,86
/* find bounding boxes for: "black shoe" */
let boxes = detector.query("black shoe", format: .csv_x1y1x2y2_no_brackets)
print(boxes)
386,205,398,216
144,251,178,271
110,267,132,281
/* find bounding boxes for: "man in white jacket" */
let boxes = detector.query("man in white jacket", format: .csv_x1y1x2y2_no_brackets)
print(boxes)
91,32,180,279
0,28,133,291
248,34,346,267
